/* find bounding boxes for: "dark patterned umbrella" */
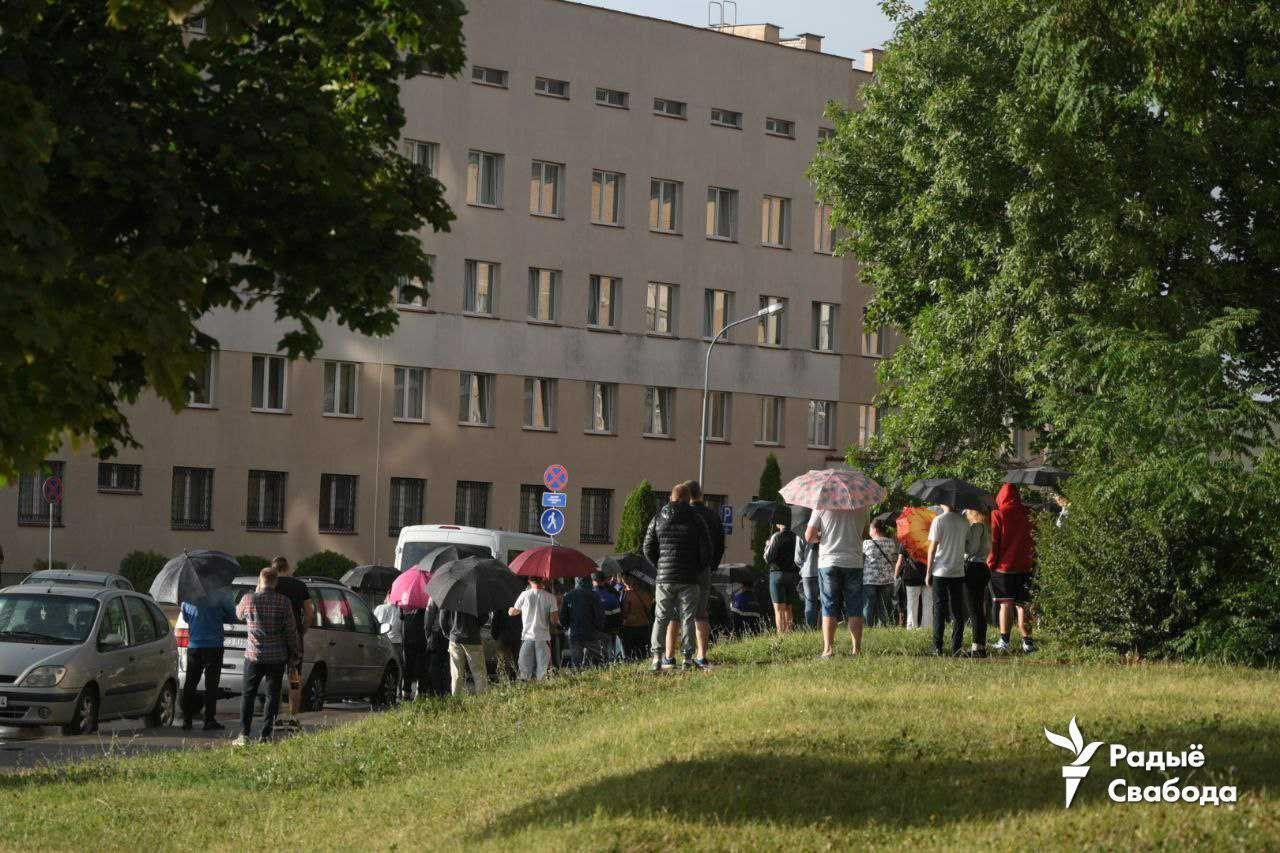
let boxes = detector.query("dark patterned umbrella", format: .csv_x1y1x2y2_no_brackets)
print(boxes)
424,557,526,618
600,554,655,587
149,550,241,604
906,478,994,512
1004,466,1074,487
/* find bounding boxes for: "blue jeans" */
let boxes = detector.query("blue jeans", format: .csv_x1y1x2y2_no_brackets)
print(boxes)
802,577,821,628
240,659,284,739
819,567,865,620
862,584,893,626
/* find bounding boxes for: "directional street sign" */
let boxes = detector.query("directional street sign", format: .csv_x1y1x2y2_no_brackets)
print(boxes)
543,464,569,492
42,476,63,505
540,507,566,537
541,491,567,508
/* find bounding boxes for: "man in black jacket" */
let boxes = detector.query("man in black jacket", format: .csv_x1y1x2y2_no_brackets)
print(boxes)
643,482,713,671
423,599,495,696
686,481,725,666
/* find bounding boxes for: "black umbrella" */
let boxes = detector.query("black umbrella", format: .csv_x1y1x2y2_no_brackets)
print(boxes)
424,556,526,618
149,550,241,604
413,544,483,573
1004,466,1074,487
601,554,656,588
741,500,791,527
340,565,401,592
906,478,994,512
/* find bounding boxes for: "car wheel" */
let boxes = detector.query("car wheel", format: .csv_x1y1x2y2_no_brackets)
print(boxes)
60,686,99,737
370,663,401,711
144,680,177,728
301,667,326,712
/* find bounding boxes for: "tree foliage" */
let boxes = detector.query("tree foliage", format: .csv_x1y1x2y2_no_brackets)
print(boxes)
0,0,466,481
296,549,357,580
617,480,657,556
751,454,782,571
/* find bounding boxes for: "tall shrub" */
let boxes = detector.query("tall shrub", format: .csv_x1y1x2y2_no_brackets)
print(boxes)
752,454,782,571
296,550,357,580
617,480,657,555
118,550,168,591
236,555,271,573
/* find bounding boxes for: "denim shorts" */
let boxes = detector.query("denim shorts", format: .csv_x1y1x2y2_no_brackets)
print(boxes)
768,570,799,605
818,566,865,619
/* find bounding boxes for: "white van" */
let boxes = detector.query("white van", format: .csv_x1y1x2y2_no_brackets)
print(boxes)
394,524,551,570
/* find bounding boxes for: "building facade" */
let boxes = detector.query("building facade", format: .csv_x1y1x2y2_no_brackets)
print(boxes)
1,0,893,574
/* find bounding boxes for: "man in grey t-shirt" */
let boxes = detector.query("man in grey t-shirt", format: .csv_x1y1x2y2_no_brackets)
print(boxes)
806,507,869,657
926,506,970,655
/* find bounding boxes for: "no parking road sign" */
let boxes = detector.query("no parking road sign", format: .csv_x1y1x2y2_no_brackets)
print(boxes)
543,464,569,492
42,476,63,505
540,508,566,537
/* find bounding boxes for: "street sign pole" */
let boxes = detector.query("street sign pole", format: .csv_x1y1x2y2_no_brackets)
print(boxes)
42,475,62,570
47,500,53,569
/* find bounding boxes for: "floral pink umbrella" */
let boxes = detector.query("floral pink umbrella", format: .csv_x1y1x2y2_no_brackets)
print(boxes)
779,467,886,511
388,567,432,610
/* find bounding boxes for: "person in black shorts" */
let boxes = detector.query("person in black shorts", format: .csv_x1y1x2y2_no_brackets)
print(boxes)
270,556,314,726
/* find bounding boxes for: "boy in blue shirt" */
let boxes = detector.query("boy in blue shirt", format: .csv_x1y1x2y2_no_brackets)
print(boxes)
180,588,237,731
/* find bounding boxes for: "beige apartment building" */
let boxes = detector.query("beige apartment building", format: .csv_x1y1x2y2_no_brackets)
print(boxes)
0,0,893,575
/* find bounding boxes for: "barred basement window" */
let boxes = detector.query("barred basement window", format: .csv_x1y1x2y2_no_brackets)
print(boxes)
519,484,542,534
98,463,141,494
580,488,613,544
471,65,509,88
319,473,358,534
171,467,213,530
17,461,64,526
455,481,490,527
246,470,287,531
534,76,570,98
388,477,425,537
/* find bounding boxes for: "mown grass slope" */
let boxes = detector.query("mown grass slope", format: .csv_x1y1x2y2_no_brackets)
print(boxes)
2,630,1277,851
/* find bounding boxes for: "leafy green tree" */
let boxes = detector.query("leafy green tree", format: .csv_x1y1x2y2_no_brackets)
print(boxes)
751,454,782,571
235,554,271,573
296,550,357,579
0,0,466,481
617,480,657,556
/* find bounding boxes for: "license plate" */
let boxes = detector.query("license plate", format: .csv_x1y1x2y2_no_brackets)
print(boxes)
0,696,7,709
224,637,246,649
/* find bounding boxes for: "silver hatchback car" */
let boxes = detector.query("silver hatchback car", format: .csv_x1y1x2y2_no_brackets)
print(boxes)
0,584,178,735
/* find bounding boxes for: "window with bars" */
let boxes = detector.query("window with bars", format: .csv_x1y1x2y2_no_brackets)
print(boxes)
765,116,795,138
519,484,542,534
171,467,213,530
585,382,617,433
710,108,742,128
466,150,504,207
389,477,425,537
580,488,613,544
594,87,628,108
455,481,490,527
529,160,563,217
653,97,687,118
98,463,141,494
591,170,624,226
649,179,682,233
17,461,64,526
319,473,358,534
818,126,836,142
246,470,287,531
464,260,498,314
534,76,569,98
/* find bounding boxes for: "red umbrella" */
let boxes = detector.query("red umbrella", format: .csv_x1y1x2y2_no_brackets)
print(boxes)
509,545,597,580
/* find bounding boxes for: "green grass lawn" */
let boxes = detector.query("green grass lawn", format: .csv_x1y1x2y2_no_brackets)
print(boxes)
2,630,1277,851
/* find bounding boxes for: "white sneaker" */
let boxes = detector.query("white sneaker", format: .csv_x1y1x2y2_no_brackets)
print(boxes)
231,734,249,747
993,639,1011,653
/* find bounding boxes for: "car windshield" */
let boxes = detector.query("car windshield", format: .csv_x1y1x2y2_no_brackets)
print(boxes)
400,541,491,570
0,594,100,645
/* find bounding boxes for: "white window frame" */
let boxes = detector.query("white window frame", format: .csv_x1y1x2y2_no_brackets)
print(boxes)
459,372,494,426
706,187,738,241
188,350,217,408
761,195,791,248
765,116,795,138
464,260,498,315
649,179,682,234
591,169,625,226
396,257,432,308
466,150,504,208
758,397,784,445
323,361,359,417
523,377,557,431
534,76,569,98
527,268,560,322
393,366,428,423
812,302,837,352
585,382,617,434
706,390,731,441
814,202,835,254
644,386,674,438
758,296,787,347
529,159,563,217
710,108,743,129
653,97,687,118
471,65,509,88
594,87,629,109
404,139,438,176
703,289,735,339
646,282,677,335
808,400,835,449
250,354,288,413
588,275,619,328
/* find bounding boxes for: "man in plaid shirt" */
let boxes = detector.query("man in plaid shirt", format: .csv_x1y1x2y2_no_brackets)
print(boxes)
233,567,300,745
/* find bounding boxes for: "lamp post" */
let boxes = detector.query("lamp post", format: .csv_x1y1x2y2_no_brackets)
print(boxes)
699,301,786,488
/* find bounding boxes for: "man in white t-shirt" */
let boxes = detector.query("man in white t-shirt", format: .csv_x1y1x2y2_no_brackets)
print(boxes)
926,505,970,656
508,576,560,680
805,507,870,657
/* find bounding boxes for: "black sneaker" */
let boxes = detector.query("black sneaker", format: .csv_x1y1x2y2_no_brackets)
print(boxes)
1022,638,1037,653
181,719,193,731
202,720,225,732
971,648,989,659
692,658,711,670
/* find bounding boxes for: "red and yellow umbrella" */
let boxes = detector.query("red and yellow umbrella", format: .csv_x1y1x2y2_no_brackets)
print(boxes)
896,506,937,564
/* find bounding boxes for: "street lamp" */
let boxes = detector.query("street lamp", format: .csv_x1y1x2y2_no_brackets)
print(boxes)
699,301,786,488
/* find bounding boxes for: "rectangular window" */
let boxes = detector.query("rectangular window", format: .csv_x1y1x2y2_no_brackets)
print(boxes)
759,397,784,444
404,139,438,176
814,203,835,253
523,377,557,430
591,169,624,226
758,296,787,346
862,328,885,357
527,268,560,322
393,366,427,422
812,302,837,352
529,160,563,217
319,473,358,534
471,65,508,87
534,76,569,98
250,354,287,412
188,351,216,407
857,404,880,448
808,400,835,449
466,150,504,207
396,259,432,308
818,126,836,142
388,477,425,537
761,195,791,248
653,97,686,118
246,470,286,531
171,466,213,530
710,107,743,128
594,87,628,108
706,187,738,241
323,361,359,417
17,461,65,525
765,116,795,138
649,179,682,233
97,463,141,494
646,282,676,335
464,260,498,314
706,391,731,441
458,372,493,425
454,480,490,527
588,275,619,328
703,289,735,338
644,386,674,437
519,484,542,534
585,382,617,433
581,488,613,544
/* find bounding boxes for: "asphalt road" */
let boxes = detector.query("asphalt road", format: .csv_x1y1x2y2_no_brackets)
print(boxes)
0,697,373,771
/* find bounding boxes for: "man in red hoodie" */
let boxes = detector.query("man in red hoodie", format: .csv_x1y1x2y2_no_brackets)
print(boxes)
988,483,1037,653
